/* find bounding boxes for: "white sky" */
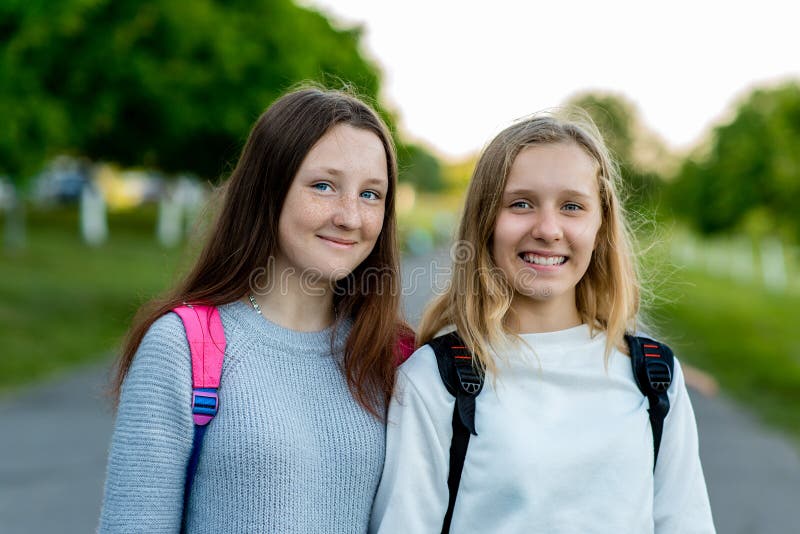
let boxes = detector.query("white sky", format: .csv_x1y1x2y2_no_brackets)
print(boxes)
304,0,799,161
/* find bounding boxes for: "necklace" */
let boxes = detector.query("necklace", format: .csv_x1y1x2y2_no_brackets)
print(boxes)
248,294,262,315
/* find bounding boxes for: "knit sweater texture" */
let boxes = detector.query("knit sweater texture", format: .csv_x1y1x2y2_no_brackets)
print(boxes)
99,301,384,533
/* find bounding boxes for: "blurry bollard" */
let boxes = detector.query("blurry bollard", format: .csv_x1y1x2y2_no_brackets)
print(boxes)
157,186,183,248
761,237,787,292
670,230,696,267
730,235,754,283
175,175,206,236
80,181,108,246
3,186,27,250
704,239,727,276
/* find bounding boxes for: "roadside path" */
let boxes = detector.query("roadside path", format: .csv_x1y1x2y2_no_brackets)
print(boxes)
0,250,798,533
0,364,114,533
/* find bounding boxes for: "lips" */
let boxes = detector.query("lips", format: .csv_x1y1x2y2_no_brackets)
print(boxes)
318,235,357,246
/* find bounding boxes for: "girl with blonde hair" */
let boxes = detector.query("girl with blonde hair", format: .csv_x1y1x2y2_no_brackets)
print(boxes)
370,112,715,533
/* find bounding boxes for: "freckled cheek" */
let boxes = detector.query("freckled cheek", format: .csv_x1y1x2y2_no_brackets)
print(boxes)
290,197,331,230
361,207,385,240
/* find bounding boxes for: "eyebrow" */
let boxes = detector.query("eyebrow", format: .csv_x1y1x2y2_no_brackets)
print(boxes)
503,188,594,199
362,176,389,187
309,166,344,177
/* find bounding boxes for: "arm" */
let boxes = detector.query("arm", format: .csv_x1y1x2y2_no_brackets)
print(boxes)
370,346,454,534
654,358,716,534
98,313,194,533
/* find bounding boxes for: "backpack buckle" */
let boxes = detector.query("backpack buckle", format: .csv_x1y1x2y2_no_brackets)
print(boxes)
458,373,482,394
192,388,219,425
454,364,483,395
645,361,672,393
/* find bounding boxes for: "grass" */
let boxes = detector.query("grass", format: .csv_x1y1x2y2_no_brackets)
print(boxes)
0,206,187,392
650,265,800,444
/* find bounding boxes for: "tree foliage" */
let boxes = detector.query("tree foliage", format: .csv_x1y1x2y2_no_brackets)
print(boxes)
669,82,800,238
0,1,70,180
0,0,385,184
397,142,444,192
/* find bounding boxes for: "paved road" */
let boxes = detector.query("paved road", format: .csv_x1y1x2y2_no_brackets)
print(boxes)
0,364,114,533
1,250,799,533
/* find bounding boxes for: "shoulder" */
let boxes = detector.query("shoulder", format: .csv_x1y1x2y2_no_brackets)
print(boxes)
399,344,439,382
137,312,191,362
395,343,452,404
124,312,192,395
142,311,189,347
115,312,195,437
388,343,455,426
667,356,689,403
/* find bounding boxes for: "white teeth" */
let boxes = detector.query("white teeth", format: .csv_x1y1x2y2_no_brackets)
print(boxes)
521,253,566,266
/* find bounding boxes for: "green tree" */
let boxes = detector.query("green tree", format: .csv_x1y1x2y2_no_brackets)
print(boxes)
0,1,70,181
397,143,444,192
1,0,385,182
670,82,800,238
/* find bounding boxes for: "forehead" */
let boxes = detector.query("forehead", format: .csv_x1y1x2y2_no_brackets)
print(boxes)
504,142,599,196
300,124,388,183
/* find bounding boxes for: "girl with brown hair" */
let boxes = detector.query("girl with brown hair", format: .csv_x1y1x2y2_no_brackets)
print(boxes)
99,86,411,533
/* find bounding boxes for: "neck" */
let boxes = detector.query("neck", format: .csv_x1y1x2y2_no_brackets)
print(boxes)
506,294,582,334
247,274,335,332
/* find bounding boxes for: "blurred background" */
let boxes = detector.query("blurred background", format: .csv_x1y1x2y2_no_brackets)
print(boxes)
1,0,798,532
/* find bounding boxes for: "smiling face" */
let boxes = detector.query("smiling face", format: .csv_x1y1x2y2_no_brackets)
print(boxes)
275,124,389,287
491,141,602,324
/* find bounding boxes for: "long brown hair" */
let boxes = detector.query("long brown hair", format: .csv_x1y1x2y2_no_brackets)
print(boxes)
418,111,639,373
113,86,412,417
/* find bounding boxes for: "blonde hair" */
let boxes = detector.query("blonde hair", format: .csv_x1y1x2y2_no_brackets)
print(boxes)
418,110,640,375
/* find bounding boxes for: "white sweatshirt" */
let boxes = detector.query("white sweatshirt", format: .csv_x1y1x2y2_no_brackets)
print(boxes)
370,324,715,533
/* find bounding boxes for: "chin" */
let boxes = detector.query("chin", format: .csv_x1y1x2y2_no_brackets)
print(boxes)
303,265,353,281
508,275,564,299
514,286,553,301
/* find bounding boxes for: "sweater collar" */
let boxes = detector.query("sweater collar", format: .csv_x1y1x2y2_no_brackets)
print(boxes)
220,300,351,354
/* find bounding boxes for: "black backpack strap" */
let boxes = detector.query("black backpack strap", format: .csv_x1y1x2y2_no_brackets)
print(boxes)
429,332,484,534
626,334,675,470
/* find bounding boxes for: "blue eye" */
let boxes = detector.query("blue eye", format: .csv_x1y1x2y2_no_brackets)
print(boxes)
511,200,531,209
312,182,332,192
563,203,582,212
361,190,380,200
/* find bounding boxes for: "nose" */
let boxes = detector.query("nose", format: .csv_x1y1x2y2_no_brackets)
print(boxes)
530,208,562,242
331,194,362,229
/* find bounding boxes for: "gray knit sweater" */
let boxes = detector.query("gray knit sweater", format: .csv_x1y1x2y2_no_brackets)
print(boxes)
98,301,385,533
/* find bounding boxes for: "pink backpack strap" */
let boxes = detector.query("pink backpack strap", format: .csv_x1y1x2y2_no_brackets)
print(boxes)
173,304,226,519
396,333,416,365
173,304,226,425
